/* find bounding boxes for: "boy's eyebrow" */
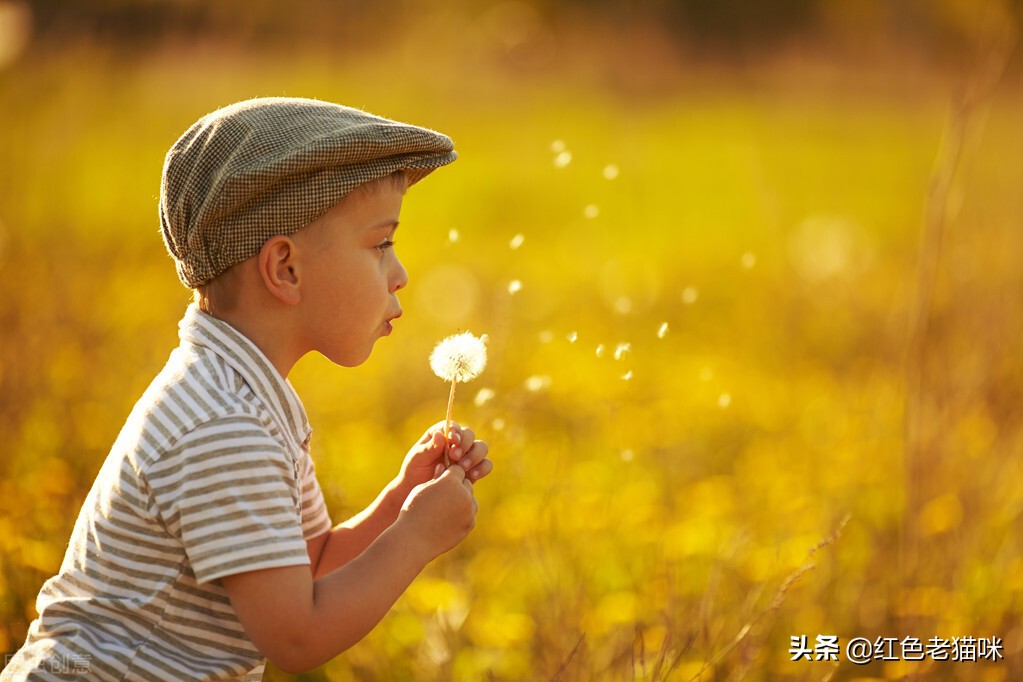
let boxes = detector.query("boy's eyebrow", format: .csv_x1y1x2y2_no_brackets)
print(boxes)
370,220,400,232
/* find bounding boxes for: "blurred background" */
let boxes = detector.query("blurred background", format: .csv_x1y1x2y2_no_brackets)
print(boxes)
1,1,1022,680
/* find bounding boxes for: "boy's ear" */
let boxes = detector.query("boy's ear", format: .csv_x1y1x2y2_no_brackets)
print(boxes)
257,235,302,305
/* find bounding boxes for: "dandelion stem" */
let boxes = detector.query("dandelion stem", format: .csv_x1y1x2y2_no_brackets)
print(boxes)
444,377,457,467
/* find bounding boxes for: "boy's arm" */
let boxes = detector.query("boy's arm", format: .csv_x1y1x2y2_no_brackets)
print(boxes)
224,465,476,674
307,424,492,578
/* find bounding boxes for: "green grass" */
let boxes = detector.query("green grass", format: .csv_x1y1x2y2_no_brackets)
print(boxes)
2,33,1022,681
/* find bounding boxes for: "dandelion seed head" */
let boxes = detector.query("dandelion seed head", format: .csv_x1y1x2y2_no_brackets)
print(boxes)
508,279,523,295
583,204,600,219
682,287,699,305
603,164,619,180
741,252,757,269
474,387,496,407
509,233,525,250
657,322,669,339
613,342,631,361
430,332,488,383
554,150,573,168
718,392,732,408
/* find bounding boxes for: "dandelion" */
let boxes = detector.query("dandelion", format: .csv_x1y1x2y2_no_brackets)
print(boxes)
509,233,525,250
657,322,669,339
430,332,488,465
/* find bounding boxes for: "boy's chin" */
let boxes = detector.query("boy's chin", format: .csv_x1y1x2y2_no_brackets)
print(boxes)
320,344,375,368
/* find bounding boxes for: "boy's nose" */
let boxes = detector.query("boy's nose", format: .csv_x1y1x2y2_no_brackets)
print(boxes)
391,258,409,292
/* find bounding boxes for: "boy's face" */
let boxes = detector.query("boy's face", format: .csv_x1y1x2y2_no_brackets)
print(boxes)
295,185,408,367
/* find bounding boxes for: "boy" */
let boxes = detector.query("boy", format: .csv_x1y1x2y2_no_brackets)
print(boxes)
3,97,493,680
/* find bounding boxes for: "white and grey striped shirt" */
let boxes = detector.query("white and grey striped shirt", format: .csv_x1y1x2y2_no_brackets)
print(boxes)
4,305,332,681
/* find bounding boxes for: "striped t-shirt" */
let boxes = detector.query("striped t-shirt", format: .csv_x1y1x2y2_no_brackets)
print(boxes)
3,305,333,681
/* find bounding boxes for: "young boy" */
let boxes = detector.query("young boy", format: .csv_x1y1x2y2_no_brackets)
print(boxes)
3,97,493,680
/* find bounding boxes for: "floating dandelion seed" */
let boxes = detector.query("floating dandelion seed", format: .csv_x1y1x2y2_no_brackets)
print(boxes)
551,139,566,153
613,342,631,361
699,367,714,382
583,204,600,219
509,233,525,250
567,331,578,343
603,164,619,180
718,392,732,408
620,449,635,462
508,279,523,295
474,387,496,407
614,297,633,315
430,332,488,465
595,344,606,358
491,417,506,431
448,229,460,243
682,287,699,305
524,375,552,392
538,330,554,344
741,252,757,269
554,150,573,168
657,322,669,339
621,370,634,381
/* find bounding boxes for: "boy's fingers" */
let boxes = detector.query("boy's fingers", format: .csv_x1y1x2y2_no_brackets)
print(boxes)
468,458,493,482
459,440,488,471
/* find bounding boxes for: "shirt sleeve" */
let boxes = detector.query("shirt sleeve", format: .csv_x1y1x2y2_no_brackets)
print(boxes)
298,450,333,539
147,414,311,584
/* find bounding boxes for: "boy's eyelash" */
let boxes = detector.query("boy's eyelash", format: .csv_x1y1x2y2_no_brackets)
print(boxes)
376,239,396,252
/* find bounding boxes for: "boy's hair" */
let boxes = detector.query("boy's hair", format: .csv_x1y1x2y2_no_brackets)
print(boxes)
160,97,456,290
193,170,409,315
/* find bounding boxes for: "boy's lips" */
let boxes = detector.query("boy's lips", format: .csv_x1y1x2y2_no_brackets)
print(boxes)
383,311,402,335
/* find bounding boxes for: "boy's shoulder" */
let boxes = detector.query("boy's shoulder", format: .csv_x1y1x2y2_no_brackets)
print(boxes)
118,343,271,467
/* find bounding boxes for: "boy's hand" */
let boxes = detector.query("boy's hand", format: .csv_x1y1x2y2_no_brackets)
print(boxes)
398,465,477,560
400,422,492,489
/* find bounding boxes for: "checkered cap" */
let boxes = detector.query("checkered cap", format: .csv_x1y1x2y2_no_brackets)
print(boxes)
159,97,457,288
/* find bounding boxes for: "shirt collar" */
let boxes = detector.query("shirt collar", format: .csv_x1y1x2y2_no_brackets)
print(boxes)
178,304,312,452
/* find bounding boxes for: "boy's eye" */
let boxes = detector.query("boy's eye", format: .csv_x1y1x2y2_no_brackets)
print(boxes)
376,239,396,253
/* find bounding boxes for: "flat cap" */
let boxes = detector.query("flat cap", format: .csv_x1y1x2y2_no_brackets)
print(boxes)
159,97,457,288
